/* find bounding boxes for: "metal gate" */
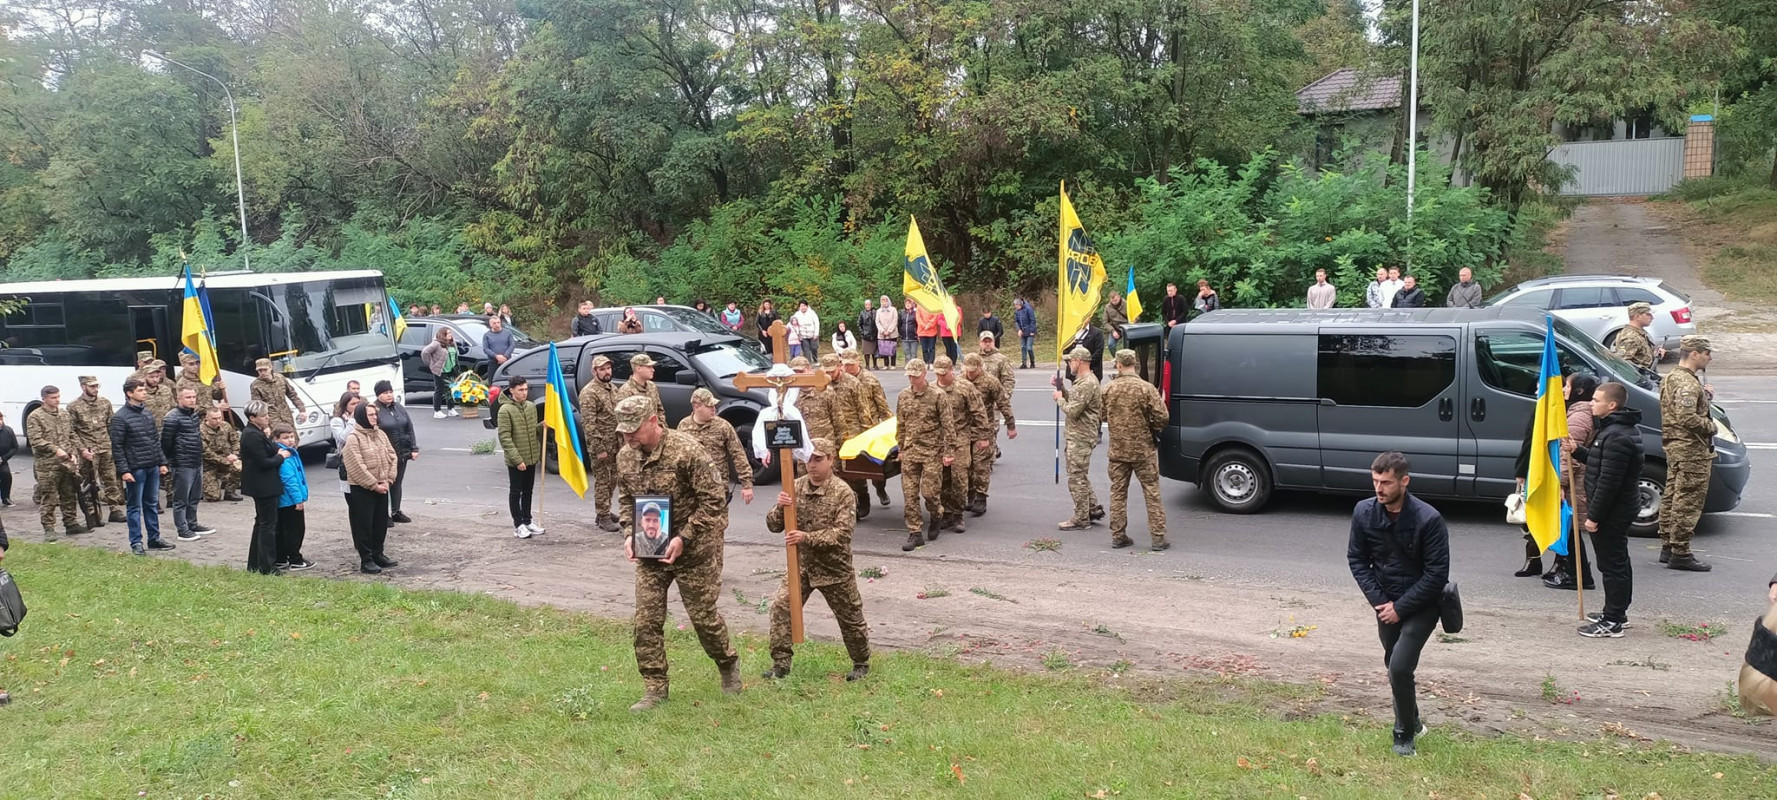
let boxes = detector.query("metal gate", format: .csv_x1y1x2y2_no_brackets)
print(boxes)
1548,138,1685,196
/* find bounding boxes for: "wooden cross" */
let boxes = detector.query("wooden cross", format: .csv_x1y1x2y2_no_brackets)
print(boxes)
731,319,830,643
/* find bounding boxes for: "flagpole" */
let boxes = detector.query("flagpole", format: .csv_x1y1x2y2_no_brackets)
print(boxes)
537,412,548,525
1568,465,1584,619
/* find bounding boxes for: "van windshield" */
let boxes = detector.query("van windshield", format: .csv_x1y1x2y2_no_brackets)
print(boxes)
1552,317,1642,385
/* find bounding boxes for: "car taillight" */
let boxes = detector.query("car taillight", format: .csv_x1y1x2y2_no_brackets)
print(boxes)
488,386,501,403
1670,307,1692,324
1161,360,1173,391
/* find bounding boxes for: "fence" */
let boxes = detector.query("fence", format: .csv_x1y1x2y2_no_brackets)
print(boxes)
1548,137,1686,196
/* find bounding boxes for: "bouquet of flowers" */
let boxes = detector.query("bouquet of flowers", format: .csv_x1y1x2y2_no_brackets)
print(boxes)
451,371,489,408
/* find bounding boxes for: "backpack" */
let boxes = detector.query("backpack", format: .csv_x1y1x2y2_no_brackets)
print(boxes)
0,567,26,636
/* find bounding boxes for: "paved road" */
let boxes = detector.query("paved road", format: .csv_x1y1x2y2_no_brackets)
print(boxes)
387,368,1774,625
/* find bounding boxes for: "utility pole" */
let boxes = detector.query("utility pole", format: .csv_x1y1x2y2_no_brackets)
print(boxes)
147,51,250,272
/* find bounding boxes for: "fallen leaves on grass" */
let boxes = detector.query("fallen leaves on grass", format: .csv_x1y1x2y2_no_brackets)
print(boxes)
1658,620,1726,642
950,764,965,784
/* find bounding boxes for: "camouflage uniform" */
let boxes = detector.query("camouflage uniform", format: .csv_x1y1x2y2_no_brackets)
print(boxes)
895,361,950,547
983,348,1016,393
766,445,870,672
1102,359,1170,548
1658,362,1715,558
796,381,847,444
844,352,894,508
27,403,81,535
825,358,873,517
613,379,665,425
251,373,305,430
1612,324,1658,372
144,378,177,427
175,369,221,412
678,414,753,492
68,389,124,516
1057,350,1103,527
201,420,242,501
578,371,622,527
933,358,986,531
618,403,738,700
963,356,1012,513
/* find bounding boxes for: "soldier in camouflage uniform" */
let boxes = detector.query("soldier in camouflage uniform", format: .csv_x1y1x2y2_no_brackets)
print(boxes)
763,437,871,681
842,349,894,508
931,356,987,533
677,387,754,506
1658,335,1716,572
68,375,125,526
614,353,667,425
823,353,873,519
1102,349,1170,550
130,350,155,382
174,352,221,412
962,353,1015,516
142,362,176,425
26,385,85,539
1612,302,1664,372
201,405,243,501
978,330,1016,393
251,358,306,430
1054,346,1103,530
578,355,623,532
615,395,741,711
896,359,951,551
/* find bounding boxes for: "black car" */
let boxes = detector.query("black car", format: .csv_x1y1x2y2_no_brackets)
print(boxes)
398,314,538,393
586,305,762,351
486,331,777,483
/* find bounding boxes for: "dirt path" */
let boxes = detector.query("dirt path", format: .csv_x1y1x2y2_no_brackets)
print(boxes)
1563,198,1777,369
31,493,1773,758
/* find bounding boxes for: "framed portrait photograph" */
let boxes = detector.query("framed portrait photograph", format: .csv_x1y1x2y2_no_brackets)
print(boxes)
633,495,673,559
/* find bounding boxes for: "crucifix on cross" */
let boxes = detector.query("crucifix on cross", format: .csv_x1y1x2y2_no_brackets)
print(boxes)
731,319,830,643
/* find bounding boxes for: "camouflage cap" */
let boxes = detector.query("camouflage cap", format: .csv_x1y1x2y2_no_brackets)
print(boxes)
146,359,167,371
591,354,612,368
809,436,837,460
962,353,984,369
1114,348,1139,367
78,375,99,387
614,395,657,433
819,353,841,369
932,356,954,375
179,352,198,364
136,350,154,365
1066,346,1092,362
254,358,273,370
978,329,995,341
904,358,928,376
691,387,718,407
630,353,656,367
789,356,811,370
839,349,862,364
1626,301,1653,317
641,501,662,518
1681,334,1711,352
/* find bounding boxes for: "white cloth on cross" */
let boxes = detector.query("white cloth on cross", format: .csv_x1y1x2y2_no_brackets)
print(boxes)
751,387,813,463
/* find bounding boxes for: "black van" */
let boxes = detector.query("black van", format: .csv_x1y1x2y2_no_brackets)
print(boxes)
1159,307,1750,535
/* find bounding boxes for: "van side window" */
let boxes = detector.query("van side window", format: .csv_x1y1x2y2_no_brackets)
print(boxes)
1317,335,1455,407
1475,332,1591,397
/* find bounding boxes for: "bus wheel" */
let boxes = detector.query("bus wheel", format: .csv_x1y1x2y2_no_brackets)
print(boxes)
1203,448,1271,514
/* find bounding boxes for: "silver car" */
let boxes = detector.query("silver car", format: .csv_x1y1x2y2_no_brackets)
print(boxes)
1484,275,1695,352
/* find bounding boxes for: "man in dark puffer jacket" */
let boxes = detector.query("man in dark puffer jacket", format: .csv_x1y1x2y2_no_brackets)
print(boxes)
1571,382,1644,638
161,387,212,542
109,378,172,555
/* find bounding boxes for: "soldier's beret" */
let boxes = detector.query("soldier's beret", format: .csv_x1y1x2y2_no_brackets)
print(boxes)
932,356,953,376
1626,302,1653,317
78,375,99,386
1681,335,1711,352
904,358,928,376
591,354,612,368
819,353,841,369
1066,346,1092,362
691,387,717,407
614,395,656,433
809,437,836,460
1115,349,1138,367
962,353,984,368
630,353,656,367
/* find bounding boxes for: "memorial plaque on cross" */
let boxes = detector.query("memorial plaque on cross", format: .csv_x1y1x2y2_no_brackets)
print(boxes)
731,319,830,643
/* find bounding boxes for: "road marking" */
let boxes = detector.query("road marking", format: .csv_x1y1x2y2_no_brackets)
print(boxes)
1710,511,1775,518
439,447,477,452
1743,443,1777,450
1717,399,1777,404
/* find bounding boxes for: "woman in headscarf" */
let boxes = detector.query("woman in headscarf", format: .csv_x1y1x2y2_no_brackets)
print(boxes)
343,400,401,574
239,400,286,575
331,391,361,497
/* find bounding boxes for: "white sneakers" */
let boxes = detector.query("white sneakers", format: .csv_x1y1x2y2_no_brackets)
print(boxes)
447,408,461,417
433,411,447,419
526,523,546,536
513,523,546,539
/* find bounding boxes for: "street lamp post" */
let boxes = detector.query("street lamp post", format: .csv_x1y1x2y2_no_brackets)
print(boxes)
1405,0,1421,271
147,51,250,272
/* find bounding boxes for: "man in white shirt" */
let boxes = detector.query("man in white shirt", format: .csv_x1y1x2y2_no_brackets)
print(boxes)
793,301,822,360
1380,267,1405,308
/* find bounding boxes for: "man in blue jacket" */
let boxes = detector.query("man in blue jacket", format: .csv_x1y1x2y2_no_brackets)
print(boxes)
1013,298,1037,369
1347,451,1450,757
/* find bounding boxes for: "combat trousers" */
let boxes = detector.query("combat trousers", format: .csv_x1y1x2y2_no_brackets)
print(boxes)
1658,454,1712,557
203,462,240,501
634,553,737,694
591,451,619,517
940,447,972,515
768,577,871,668
80,451,123,509
34,462,79,532
900,459,942,533
968,439,995,500
1109,456,1166,546
1065,438,1098,524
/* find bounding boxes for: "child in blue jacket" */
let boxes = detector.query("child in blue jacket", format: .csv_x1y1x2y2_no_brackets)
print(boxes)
273,424,313,571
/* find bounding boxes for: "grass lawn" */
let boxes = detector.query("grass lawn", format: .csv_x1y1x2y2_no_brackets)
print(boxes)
0,544,1769,798
1664,178,1777,305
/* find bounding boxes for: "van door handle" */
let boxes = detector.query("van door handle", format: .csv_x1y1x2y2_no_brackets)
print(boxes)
1470,397,1486,421
1438,397,1453,421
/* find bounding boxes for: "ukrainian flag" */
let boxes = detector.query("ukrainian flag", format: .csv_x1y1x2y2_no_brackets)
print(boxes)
389,293,407,340
544,342,589,497
1526,316,1570,553
1057,182,1108,360
1125,265,1143,322
901,217,962,334
180,266,219,384
840,417,898,464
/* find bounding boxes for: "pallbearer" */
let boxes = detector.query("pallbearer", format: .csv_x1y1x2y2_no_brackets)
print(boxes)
763,437,871,682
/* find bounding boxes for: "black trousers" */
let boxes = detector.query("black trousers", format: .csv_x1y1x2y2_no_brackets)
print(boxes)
246,495,280,575
347,485,390,561
1377,606,1439,734
1590,529,1634,623
0,460,10,502
431,378,453,411
507,463,537,526
276,505,307,564
390,456,409,515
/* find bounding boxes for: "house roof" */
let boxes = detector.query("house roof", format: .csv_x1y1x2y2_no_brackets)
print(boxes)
1297,68,1402,115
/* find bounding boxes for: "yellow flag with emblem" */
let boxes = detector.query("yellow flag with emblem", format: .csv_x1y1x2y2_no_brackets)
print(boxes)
1057,182,1109,360
901,217,961,334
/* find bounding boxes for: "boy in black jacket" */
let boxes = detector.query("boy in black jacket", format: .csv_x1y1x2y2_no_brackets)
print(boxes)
1571,382,1645,638
1348,451,1450,757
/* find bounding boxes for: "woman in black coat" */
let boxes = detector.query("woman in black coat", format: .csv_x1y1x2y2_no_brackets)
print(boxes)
239,400,287,575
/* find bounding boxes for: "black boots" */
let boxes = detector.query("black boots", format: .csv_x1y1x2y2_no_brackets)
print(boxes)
967,493,987,517
1668,552,1712,571
1514,535,1543,577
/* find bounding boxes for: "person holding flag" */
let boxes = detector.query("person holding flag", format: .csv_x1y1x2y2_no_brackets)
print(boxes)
1520,316,1572,569
541,341,591,509
180,266,219,387
498,376,544,539
1055,182,1109,494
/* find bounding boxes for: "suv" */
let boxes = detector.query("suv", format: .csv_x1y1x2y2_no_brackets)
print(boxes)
486,331,775,483
585,305,762,351
1485,275,1694,353
398,315,538,393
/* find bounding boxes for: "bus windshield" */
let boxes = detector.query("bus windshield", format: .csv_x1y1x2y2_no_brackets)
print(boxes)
261,278,400,374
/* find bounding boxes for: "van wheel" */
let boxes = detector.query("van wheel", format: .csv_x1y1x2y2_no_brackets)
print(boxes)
1202,448,1271,514
1630,461,1663,538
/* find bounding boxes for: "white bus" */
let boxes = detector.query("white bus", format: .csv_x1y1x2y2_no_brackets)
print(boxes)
0,270,402,451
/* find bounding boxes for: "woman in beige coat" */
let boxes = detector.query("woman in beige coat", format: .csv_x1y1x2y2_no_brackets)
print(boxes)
343,402,400,574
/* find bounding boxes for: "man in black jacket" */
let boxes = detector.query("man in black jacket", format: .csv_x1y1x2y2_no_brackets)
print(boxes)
161,387,212,542
1347,451,1449,757
1571,382,1644,638
1389,275,1428,308
571,301,602,338
109,378,172,556
1160,283,1189,331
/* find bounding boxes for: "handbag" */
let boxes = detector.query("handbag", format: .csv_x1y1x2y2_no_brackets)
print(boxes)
1503,492,1526,526
324,450,342,471
0,567,27,637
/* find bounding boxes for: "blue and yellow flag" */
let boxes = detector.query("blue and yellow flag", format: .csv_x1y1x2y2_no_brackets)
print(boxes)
1526,316,1570,553
1125,266,1143,322
840,417,898,464
901,217,961,334
1057,182,1109,359
180,266,219,384
544,342,589,497
389,293,407,341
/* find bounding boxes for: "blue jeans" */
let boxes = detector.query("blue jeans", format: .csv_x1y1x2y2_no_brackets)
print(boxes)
902,338,918,361
919,336,936,363
124,468,164,547
171,466,202,534
1020,334,1035,364
788,343,803,359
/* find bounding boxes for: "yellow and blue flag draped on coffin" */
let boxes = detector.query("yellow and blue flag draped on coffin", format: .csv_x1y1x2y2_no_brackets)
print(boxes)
901,217,962,335
1526,316,1571,554
1124,265,1143,322
180,266,219,384
1057,182,1109,359
544,343,589,497
840,417,899,464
